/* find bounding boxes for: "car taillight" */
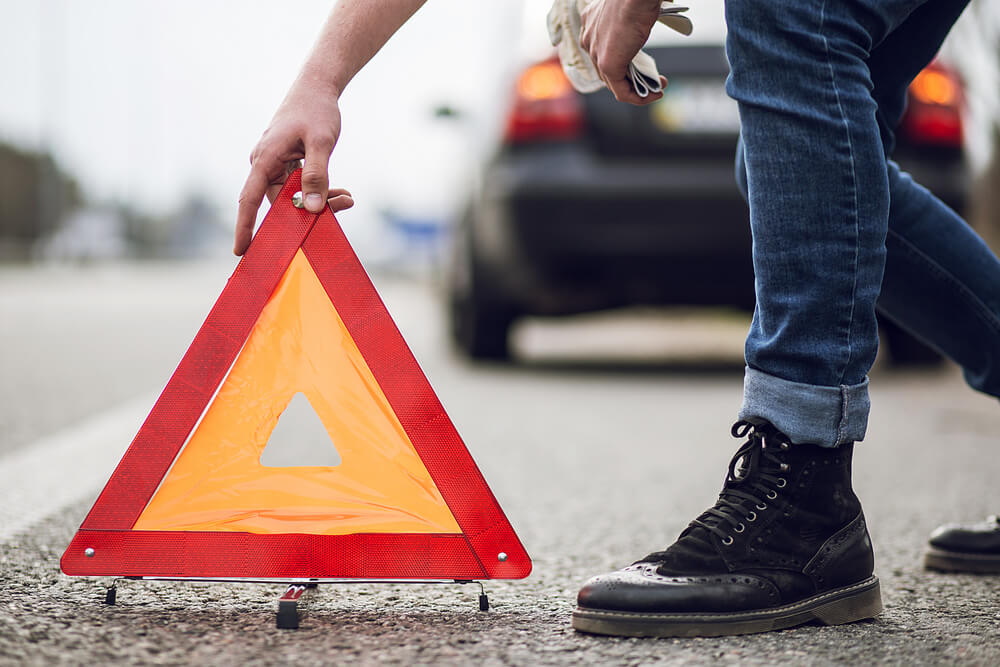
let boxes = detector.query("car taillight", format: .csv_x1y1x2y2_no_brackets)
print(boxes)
503,58,584,144
901,61,964,148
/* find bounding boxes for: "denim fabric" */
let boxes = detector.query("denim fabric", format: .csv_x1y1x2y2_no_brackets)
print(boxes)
741,367,871,446
725,0,1000,446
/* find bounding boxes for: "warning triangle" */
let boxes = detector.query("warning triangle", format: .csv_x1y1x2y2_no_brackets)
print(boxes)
61,171,531,580
260,393,342,468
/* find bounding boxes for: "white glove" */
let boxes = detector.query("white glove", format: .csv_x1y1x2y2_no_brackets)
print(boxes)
547,0,693,98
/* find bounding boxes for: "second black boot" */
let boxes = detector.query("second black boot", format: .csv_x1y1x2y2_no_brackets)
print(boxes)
924,515,1000,573
573,421,882,637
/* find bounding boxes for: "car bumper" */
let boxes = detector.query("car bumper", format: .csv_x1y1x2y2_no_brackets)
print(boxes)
473,144,754,313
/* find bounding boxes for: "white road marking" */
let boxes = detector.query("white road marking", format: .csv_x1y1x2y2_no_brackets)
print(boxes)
0,393,155,542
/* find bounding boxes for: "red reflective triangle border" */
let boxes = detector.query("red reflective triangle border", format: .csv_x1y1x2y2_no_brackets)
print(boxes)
60,171,531,580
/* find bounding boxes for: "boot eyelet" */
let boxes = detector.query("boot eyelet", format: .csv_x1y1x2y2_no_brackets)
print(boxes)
722,536,734,546
756,503,767,511
776,478,787,488
780,443,790,450
766,490,778,500
734,523,745,533
780,463,789,472
746,511,757,522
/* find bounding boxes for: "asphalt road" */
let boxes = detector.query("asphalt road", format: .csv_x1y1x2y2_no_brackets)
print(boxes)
1,260,999,666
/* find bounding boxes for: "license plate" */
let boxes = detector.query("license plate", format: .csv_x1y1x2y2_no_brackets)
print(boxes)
651,80,741,134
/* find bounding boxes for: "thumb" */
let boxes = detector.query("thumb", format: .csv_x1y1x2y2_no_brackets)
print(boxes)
301,135,335,213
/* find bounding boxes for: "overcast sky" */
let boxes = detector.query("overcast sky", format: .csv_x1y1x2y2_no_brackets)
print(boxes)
0,0,530,229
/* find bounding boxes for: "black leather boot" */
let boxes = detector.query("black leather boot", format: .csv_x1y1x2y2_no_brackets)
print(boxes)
573,421,882,637
924,516,1000,573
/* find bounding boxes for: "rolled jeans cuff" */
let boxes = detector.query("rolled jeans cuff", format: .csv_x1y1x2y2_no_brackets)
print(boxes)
738,366,870,447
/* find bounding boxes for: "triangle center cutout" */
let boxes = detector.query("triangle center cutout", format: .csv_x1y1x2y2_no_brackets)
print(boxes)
260,392,342,467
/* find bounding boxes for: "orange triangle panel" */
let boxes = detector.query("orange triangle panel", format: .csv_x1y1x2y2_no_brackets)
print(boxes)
61,171,531,580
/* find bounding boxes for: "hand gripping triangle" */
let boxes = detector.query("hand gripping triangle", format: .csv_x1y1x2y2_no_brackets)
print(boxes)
61,171,531,580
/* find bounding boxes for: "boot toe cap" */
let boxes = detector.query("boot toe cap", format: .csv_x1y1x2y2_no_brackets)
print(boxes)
929,518,1000,554
577,563,782,614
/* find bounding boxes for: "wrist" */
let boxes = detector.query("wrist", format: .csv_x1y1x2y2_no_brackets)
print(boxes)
298,61,344,100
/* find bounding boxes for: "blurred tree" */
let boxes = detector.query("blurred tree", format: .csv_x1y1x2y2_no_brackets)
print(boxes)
115,200,168,257
0,141,82,258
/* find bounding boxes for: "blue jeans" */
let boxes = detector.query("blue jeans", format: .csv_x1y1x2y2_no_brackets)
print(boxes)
726,0,1000,446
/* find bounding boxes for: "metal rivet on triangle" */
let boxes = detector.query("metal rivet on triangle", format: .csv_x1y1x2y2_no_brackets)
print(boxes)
292,191,305,209
497,552,508,562
85,548,95,557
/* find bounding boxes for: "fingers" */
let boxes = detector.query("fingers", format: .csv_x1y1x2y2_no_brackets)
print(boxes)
235,131,341,255
265,182,284,206
587,43,657,107
606,77,642,104
577,0,665,107
327,187,354,213
236,175,353,256
301,134,336,213
634,77,667,106
235,165,269,256
604,73,665,106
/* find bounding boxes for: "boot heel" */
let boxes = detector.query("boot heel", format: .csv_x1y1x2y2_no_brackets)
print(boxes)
812,579,882,626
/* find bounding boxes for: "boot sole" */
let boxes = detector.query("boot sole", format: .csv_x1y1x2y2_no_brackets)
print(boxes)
924,547,1000,574
571,575,881,638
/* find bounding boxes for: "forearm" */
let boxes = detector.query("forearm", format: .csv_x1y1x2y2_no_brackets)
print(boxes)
298,0,428,99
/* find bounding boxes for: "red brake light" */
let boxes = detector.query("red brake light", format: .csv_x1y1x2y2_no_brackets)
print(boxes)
504,58,583,144
901,62,964,148
910,68,960,107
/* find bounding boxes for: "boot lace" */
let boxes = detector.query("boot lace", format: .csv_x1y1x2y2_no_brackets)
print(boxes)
690,421,791,545
643,421,791,561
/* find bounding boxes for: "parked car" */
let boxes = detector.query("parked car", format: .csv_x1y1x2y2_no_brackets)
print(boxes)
447,38,968,364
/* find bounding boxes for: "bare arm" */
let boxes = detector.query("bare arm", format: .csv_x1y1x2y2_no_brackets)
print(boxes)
235,0,427,256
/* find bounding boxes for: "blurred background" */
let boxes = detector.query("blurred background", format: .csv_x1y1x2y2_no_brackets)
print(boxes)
0,0,526,263
5,5,1000,658
0,0,998,364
